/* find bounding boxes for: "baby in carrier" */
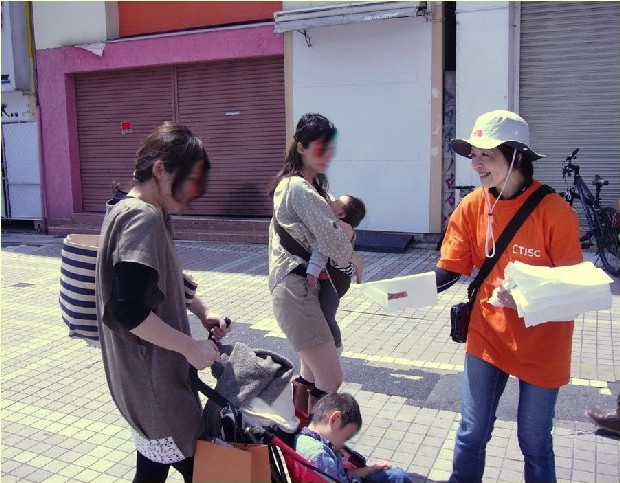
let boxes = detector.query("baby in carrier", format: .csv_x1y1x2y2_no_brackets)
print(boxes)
307,194,366,350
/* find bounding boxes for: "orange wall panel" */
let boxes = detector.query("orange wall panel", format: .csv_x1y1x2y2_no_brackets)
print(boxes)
119,1,282,37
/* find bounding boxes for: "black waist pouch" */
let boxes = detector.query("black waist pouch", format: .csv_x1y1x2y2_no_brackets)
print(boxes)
450,300,473,343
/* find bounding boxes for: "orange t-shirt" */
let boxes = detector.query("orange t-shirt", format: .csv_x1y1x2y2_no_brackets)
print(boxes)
438,181,583,388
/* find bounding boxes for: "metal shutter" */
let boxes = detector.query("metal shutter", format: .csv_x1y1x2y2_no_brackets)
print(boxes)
75,68,174,211
176,56,285,217
519,1,619,210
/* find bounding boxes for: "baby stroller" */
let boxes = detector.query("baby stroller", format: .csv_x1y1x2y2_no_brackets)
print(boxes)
189,348,366,483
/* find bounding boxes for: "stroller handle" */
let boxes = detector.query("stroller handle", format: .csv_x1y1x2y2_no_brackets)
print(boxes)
207,316,232,341
191,316,232,408
189,365,229,409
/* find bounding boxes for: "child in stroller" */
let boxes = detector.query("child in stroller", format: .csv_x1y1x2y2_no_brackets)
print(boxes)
191,343,411,483
295,393,412,483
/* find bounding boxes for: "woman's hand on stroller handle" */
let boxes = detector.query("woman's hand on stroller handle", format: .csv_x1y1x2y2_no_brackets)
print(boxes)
185,338,221,370
204,314,232,341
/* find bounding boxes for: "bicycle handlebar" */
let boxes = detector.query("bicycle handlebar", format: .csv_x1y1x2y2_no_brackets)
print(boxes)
563,148,580,178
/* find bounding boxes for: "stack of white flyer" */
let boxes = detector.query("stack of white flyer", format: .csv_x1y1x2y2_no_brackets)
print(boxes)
503,261,613,327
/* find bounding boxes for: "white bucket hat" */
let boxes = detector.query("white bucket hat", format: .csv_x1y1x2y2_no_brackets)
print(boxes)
450,110,544,161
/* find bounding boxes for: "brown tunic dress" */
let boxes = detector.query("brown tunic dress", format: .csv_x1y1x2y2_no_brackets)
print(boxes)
95,197,202,463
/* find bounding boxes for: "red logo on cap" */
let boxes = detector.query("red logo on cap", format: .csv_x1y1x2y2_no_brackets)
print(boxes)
473,130,483,137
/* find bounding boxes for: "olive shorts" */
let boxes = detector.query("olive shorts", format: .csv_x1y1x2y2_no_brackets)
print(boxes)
271,273,334,352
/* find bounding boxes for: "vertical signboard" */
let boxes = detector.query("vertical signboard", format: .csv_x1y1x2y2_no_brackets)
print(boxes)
1,2,16,90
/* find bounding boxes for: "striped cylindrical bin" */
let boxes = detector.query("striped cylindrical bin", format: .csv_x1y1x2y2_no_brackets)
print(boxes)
59,234,99,340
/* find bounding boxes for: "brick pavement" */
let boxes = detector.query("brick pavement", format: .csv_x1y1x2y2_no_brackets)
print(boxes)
1,234,618,482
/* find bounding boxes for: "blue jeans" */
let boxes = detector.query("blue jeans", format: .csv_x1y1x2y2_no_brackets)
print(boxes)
449,354,559,483
365,467,412,483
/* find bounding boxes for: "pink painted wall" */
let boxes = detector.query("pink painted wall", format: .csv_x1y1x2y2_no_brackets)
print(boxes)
36,25,283,220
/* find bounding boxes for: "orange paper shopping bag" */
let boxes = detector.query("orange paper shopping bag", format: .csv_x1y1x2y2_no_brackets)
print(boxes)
193,438,271,483
193,438,251,483
236,443,271,483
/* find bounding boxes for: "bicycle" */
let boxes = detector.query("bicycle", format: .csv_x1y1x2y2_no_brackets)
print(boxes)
561,148,619,277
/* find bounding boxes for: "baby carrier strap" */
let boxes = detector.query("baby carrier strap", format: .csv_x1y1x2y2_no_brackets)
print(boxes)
273,219,351,298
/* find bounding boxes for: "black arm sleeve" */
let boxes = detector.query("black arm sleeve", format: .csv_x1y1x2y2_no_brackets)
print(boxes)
111,262,155,330
434,267,461,293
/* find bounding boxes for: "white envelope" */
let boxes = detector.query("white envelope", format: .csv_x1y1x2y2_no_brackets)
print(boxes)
353,272,437,312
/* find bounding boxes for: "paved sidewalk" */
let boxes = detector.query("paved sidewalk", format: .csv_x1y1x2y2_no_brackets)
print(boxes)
1,233,618,482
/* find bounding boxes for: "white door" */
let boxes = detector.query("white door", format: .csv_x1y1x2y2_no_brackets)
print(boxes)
2,121,41,219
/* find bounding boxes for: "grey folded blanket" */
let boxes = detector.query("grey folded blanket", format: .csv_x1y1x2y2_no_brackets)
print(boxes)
212,342,294,408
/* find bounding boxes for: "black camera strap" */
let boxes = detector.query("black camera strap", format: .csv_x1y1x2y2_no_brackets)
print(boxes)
467,184,554,302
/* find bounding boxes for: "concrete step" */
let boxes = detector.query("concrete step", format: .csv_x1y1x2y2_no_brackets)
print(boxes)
172,230,268,244
72,212,105,226
171,216,269,234
47,213,437,249
46,213,270,244
48,225,100,237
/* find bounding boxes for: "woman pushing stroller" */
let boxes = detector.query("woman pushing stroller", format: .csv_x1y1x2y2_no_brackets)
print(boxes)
96,123,230,482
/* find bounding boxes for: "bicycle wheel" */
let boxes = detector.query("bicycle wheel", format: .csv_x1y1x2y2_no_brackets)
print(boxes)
596,206,619,277
579,200,596,249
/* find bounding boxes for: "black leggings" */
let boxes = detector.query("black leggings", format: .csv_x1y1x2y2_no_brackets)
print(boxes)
133,451,194,483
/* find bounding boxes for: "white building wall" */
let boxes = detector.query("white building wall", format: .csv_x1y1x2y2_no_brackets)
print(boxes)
33,1,117,50
292,16,433,232
454,1,514,189
1,2,41,220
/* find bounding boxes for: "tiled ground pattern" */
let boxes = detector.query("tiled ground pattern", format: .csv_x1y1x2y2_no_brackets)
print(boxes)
1,240,618,482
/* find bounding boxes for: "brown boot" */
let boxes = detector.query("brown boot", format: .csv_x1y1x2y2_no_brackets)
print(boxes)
292,377,313,414
586,406,620,435
307,387,328,415
307,394,320,415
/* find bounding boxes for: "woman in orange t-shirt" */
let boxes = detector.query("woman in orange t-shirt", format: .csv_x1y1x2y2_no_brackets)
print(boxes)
435,111,582,483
